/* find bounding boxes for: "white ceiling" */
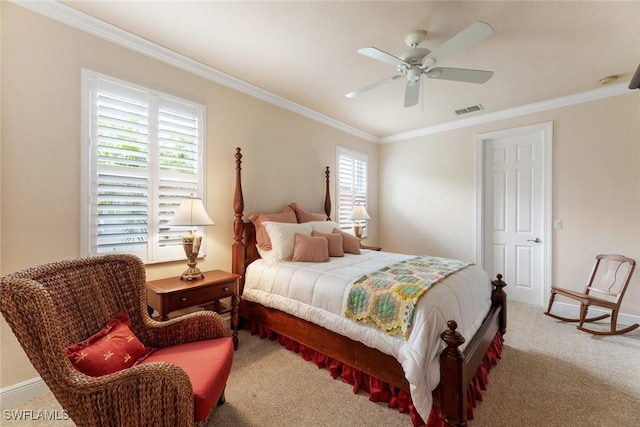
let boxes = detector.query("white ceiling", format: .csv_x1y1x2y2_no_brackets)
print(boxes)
57,0,640,140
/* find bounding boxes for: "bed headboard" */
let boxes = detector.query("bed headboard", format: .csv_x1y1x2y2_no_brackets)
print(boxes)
231,147,331,293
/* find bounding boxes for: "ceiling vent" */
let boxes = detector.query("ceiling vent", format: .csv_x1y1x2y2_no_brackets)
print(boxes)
455,104,484,115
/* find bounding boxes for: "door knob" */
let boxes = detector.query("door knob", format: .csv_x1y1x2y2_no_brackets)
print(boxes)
527,238,541,243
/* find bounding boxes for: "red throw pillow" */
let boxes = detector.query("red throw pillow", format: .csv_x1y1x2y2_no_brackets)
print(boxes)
65,312,154,377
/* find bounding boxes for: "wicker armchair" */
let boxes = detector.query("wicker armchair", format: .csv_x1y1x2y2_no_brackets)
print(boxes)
0,254,233,427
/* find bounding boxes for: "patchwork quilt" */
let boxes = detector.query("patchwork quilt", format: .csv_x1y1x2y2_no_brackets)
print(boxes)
345,256,471,337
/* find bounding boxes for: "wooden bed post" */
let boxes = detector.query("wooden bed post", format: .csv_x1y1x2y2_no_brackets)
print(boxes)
324,166,331,220
439,321,467,427
492,274,507,335
232,147,246,293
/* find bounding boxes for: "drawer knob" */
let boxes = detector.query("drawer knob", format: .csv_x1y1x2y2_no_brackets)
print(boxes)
181,297,187,302
223,287,229,292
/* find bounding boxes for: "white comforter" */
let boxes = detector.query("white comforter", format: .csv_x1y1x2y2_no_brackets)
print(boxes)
242,250,492,419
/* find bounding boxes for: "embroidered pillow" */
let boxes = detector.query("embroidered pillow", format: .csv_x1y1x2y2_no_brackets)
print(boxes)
263,221,313,261
248,206,297,250
289,203,327,223
312,231,344,257
292,233,330,262
65,312,154,377
332,229,361,255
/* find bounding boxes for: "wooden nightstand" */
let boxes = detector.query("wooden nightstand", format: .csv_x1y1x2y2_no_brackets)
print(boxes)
146,270,241,349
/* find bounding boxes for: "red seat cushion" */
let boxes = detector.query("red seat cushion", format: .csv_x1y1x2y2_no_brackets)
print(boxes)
140,337,234,422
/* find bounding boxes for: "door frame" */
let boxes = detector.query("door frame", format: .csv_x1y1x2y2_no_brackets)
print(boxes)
474,121,553,306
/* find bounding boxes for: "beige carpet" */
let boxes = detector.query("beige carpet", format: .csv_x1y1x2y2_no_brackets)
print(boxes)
3,301,639,426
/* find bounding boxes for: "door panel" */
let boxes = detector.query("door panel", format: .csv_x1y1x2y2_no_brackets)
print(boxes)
478,123,552,306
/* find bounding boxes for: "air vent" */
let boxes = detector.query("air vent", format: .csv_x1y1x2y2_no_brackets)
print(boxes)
455,104,484,115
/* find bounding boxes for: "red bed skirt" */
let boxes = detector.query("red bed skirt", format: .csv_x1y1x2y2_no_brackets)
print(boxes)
245,322,503,427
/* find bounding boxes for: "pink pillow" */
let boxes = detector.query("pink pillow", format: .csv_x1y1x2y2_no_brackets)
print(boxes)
292,233,330,262
290,203,327,223
332,229,361,255
312,231,344,257
248,206,297,250
65,312,155,377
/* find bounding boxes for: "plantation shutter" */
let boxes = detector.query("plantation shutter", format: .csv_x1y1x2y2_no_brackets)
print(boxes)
95,83,150,258
83,71,206,262
156,101,202,256
337,148,368,231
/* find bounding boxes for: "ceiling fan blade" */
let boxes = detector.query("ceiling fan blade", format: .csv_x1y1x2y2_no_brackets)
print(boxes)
421,21,493,68
346,75,403,98
426,67,493,84
358,47,409,67
404,81,420,107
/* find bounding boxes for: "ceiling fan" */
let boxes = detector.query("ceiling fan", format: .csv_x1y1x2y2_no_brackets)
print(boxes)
346,21,494,108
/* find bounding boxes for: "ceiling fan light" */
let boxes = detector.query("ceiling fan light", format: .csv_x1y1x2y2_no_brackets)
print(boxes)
422,57,436,69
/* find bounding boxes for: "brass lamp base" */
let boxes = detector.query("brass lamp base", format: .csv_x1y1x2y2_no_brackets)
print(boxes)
180,235,204,281
353,224,365,239
180,265,204,281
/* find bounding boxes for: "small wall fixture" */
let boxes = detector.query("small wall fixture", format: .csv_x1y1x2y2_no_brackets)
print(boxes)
599,75,619,85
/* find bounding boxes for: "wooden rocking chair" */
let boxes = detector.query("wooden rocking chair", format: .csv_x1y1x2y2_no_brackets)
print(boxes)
545,254,637,335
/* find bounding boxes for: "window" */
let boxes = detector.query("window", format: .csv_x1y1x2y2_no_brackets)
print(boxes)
81,70,206,263
336,147,368,232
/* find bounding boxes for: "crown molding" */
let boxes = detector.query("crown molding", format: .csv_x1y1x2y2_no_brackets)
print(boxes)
379,82,633,143
13,0,378,143
13,1,634,146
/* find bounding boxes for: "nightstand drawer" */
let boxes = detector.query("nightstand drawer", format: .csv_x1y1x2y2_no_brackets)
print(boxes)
168,282,234,310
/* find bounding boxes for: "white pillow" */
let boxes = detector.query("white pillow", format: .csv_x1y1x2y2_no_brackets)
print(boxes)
257,245,279,264
263,221,313,261
307,220,341,234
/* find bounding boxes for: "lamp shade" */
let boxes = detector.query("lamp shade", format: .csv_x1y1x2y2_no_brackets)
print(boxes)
350,205,371,221
167,198,215,227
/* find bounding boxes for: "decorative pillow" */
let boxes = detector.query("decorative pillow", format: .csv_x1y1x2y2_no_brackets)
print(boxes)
248,206,297,250
308,220,341,234
333,228,361,255
292,233,330,262
65,312,154,377
289,203,327,223
312,231,344,257
263,221,313,261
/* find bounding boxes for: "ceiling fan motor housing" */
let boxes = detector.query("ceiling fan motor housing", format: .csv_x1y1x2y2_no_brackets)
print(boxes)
405,30,427,47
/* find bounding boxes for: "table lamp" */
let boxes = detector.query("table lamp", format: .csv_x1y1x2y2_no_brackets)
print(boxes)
350,205,371,239
167,198,215,280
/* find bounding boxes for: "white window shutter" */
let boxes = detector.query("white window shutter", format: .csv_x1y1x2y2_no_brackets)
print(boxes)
337,147,368,231
82,70,206,263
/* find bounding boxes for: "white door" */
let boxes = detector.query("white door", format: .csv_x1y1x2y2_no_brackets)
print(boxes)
476,122,552,306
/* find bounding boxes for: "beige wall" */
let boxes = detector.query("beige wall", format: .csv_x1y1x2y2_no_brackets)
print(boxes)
0,4,377,388
379,93,640,316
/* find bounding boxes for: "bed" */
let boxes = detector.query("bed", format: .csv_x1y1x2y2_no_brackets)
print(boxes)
231,147,507,426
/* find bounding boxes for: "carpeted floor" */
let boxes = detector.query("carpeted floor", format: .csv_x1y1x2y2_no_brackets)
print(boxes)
3,300,639,426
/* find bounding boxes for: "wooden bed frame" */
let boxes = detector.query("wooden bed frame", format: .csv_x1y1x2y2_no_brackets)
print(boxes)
231,147,507,426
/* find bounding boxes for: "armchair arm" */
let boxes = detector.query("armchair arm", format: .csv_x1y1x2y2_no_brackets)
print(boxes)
141,310,230,348
60,362,195,427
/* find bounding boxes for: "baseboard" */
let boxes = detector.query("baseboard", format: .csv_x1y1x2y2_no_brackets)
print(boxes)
0,377,49,409
550,301,640,326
